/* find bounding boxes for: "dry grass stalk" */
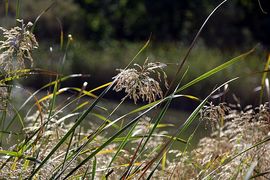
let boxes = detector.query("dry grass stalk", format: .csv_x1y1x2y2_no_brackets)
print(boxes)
163,103,270,180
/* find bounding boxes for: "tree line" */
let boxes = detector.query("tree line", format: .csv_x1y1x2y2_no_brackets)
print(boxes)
1,0,269,48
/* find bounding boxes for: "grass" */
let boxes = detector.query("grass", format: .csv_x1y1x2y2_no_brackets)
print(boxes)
29,40,264,106
0,0,270,179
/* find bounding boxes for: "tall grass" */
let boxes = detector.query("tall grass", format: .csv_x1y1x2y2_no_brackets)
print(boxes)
0,0,269,179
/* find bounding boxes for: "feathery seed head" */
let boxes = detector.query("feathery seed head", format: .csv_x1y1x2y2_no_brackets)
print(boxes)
0,19,38,73
113,58,168,104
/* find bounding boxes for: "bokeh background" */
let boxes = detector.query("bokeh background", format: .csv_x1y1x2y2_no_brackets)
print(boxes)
1,0,270,109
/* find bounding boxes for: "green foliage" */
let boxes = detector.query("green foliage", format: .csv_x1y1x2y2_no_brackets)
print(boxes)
0,0,82,40
1,0,269,47
61,41,262,104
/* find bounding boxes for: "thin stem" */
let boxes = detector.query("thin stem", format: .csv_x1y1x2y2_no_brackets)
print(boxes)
165,0,229,96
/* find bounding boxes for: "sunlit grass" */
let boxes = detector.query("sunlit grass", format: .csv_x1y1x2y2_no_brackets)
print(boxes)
0,0,270,179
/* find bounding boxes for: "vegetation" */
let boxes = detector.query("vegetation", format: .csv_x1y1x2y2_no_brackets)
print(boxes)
1,0,269,46
1,0,268,104
0,0,270,179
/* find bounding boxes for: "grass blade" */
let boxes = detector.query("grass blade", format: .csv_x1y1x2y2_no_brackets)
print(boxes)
177,47,255,93
56,18,64,50
113,134,186,144
31,1,56,32
0,150,41,163
107,121,139,170
15,0,21,19
146,158,162,180
37,87,97,103
124,36,151,70
6,100,24,129
91,156,97,180
259,53,270,103
62,95,170,178
177,78,237,135
167,0,229,93
28,82,114,178
203,136,270,179
5,0,9,16
137,78,238,178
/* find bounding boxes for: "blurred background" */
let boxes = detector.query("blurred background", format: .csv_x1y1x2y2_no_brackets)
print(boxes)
1,0,270,109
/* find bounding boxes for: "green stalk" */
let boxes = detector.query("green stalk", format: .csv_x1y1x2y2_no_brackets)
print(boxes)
62,96,169,179
166,0,229,94
91,156,97,180
138,78,238,178
5,0,9,16
177,47,255,93
259,53,270,103
107,120,139,170
28,82,114,178
203,136,270,179
16,0,21,19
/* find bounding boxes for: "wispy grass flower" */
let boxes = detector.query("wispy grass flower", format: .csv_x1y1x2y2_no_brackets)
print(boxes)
113,58,168,103
0,85,8,110
164,103,270,179
0,19,38,73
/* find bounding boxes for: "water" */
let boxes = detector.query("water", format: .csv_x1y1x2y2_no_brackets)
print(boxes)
1,89,211,151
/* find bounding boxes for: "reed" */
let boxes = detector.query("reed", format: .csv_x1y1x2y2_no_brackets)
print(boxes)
0,1,269,179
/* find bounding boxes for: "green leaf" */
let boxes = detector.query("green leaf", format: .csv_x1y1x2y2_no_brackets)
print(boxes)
0,150,41,163
177,48,255,93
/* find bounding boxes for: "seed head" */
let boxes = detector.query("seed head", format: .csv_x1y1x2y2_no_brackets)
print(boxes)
0,19,38,73
113,58,168,103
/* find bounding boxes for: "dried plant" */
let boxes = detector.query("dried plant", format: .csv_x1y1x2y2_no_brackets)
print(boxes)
201,102,231,130
0,108,113,179
0,108,171,179
163,103,270,180
113,58,169,104
0,19,38,73
0,85,8,110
